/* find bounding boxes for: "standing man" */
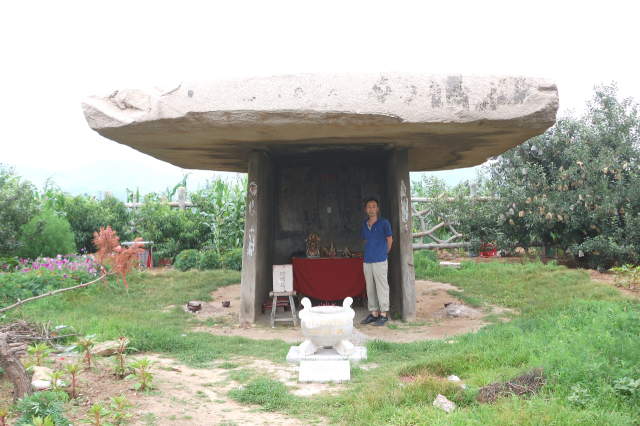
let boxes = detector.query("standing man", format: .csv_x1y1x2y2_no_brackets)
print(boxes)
360,197,393,326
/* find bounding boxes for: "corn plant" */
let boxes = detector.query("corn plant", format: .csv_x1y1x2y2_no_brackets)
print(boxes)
82,403,112,426
109,394,132,424
125,357,155,391
65,362,84,398
74,336,98,370
27,342,52,366
45,370,66,392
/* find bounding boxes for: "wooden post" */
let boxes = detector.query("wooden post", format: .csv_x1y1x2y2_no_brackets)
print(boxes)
178,187,186,211
470,182,477,206
0,333,31,402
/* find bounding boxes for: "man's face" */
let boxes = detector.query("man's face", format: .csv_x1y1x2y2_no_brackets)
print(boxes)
365,201,379,218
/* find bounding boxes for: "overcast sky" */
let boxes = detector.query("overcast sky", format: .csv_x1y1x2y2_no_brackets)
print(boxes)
1,1,638,179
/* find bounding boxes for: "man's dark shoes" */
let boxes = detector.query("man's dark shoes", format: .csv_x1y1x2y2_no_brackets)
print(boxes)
361,314,378,325
373,315,388,326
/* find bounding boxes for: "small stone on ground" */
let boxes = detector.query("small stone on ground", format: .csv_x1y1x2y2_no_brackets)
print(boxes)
433,394,456,413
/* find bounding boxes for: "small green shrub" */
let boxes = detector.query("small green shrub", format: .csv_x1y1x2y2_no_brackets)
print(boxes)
413,249,439,278
173,249,199,271
0,256,20,271
222,249,243,271
15,391,71,426
198,250,222,270
0,268,93,306
17,210,76,259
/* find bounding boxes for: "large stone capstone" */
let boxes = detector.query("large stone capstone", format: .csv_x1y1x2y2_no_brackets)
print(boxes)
82,73,558,172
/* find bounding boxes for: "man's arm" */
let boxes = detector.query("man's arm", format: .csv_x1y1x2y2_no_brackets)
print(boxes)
386,236,393,254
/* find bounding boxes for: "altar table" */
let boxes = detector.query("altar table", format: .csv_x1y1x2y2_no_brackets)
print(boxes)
291,258,367,301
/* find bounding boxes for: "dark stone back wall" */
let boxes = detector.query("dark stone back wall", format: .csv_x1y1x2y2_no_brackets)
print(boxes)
272,152,390,266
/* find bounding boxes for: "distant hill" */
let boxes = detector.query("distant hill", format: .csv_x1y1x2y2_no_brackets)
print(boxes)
12,160,239,201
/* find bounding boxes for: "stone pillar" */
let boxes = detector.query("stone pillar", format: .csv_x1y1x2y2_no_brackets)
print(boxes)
385,148,416,321
240,151,275,323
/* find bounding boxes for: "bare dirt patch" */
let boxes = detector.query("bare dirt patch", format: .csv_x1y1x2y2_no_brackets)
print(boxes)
188,280,514,344
587,269,640,299
477,367,546,404
0,353,332,426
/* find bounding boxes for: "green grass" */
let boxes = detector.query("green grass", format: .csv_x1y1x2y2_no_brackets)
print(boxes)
225,368,254,383
6,261,640,424
227,260,640,425
2,269,290,366
446,290,484,308
227,377,294,411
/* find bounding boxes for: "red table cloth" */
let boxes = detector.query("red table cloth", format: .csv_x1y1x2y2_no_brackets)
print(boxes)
292,258,366,301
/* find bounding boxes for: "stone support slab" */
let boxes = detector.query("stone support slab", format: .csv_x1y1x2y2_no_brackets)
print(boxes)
81,73,559,173
299,360,351,383
239,151,275,323
286,346,367,364
385,148,416,321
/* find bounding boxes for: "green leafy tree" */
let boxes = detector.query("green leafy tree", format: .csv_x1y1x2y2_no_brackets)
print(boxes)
135,201,208,263
17,209,76,259
61,195,131,253
0,165,40,256
452,84,640,268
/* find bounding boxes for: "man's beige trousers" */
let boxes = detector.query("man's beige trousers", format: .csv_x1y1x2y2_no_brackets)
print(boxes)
363,260,389,313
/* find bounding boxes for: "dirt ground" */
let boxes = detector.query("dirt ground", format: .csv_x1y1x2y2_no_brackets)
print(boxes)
188,279,512,344
1,352,334,426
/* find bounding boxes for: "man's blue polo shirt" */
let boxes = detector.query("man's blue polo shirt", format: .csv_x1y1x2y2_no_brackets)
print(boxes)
361,217,392,263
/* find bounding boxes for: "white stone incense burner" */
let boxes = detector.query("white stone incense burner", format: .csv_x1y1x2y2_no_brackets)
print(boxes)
298,297,355,355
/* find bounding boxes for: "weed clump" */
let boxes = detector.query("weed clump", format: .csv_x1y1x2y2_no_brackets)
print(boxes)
228,377,294,411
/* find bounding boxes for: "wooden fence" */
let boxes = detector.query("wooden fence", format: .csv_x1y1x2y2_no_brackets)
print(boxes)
108,187,194,211
411,182,498,250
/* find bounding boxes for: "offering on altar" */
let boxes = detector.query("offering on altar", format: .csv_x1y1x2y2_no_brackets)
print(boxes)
329,242,337,258
304,233,321,259
342,247,351,257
